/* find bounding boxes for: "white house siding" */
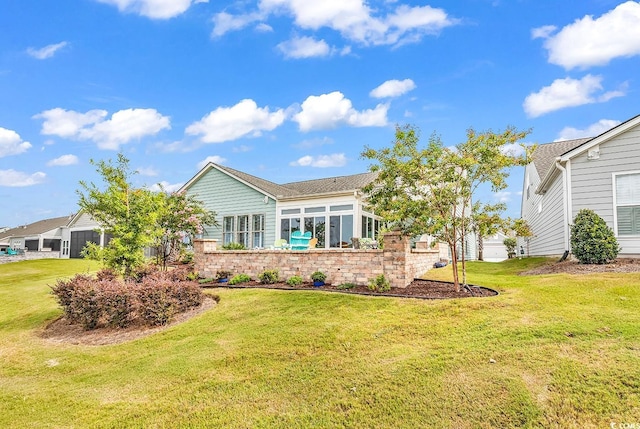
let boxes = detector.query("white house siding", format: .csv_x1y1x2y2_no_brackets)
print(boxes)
569,124,640,255
185,167,277,247
522,164,567,256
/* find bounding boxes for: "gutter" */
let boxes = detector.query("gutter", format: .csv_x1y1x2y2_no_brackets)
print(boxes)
555,158,570,252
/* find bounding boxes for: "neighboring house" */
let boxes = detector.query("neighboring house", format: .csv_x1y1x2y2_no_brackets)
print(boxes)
60,211,112,259
481,231,510,262
521,114,640,258
0,215,71,253
180,163,383,249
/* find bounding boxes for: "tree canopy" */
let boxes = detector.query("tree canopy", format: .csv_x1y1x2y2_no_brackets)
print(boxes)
362,124,532,290
77,153,215,277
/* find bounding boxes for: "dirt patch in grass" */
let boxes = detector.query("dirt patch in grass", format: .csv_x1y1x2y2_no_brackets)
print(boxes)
519,258,640,275
39,296,217,346
204,279,498,299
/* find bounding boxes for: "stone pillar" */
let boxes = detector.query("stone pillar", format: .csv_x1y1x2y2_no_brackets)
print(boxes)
382,231,410,288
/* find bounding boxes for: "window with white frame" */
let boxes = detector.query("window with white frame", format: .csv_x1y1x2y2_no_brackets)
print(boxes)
223,216,235,245
237,215,249,248
252,214,264,248
615,173,640,235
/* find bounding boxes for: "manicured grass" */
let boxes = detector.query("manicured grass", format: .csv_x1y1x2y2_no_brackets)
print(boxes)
1,257,639,428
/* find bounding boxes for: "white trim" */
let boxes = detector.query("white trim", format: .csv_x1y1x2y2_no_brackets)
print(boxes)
612,170,640,237
560,114,640,161
566,159,573,222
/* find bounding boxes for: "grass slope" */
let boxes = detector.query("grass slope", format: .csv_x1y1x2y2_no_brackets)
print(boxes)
0,258,639,428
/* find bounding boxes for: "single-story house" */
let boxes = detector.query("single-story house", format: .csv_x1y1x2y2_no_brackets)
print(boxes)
0,215,71,253
180,163,384,249
61,211,112,258
521,113,640,258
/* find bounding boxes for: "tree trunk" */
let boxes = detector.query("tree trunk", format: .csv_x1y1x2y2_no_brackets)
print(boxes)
478,234,484,261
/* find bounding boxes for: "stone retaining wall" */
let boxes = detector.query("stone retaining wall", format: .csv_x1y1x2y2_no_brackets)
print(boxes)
0,251,61,264
193,231,440,288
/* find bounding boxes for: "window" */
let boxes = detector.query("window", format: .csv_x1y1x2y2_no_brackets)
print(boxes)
280,217,300,243
281,208,300,215
223,216,234,245
329,214,353,248
252,214,265,248
304,206,325,213
237,215,249,248
62,240,69,256
330,204,353,212
615,173,640,235
304,216,326,248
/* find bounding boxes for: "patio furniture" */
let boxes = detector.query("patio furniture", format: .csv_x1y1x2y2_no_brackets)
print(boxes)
308,238,318,249
290,231,312,250
273,239,288,250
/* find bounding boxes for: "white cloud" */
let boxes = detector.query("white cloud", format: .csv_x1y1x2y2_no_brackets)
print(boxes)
232,145,252,153
34,108,107,138
523,75,625,117
26,42,68,60
530,25,556,40
211,11,263,37
96,0,207,19
186,99,286,143
536,1,640,69
294,91,388,131
289,153,347,167
493,191,513,203
148,180,184,193
0,170,46,187
500,143,526,158
35,108,170,150
370,78,416,98
214,1,457,46
556,119,622,141
47,154,79,166
136,166,159,176
277,36,331,58
0,127,32,157
197,155,227,169
292,136,333,149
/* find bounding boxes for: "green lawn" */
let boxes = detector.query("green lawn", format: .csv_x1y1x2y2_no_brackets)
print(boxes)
1,257,639,428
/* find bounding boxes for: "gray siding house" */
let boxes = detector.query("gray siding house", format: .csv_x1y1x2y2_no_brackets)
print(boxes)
0,215,71,253
180,163,382,249
521,114,640,257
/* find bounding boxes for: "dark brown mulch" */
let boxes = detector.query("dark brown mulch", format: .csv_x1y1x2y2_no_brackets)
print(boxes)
519,258,640,275
203,279,498,300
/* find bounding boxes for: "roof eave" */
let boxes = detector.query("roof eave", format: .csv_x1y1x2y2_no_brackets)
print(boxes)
560,114,640,162
180,163,278,200
535,158,561,194
278,190,362,202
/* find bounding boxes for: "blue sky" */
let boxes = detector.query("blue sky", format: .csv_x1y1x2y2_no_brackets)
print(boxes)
1,0,639,227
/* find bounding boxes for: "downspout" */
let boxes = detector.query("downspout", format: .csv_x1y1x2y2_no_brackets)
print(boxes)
555,159,570,256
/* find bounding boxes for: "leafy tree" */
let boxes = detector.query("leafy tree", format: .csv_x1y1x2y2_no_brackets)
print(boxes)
78,154,159,278
471,202,506,261
362,124,531,291
506,217,534,257
78,154,216,277
155,188,217,270
570,209,620,264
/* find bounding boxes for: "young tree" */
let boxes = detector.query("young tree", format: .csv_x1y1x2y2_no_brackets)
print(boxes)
507,218,534,257
362,124,531,291
78,154,159,278
471,202,507,261
155,189,217,270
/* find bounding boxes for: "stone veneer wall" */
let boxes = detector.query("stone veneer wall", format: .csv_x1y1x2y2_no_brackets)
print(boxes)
193,231,440,288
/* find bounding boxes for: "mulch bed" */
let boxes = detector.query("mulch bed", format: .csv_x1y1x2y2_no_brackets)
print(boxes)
519,258,640,275
203,279,498,300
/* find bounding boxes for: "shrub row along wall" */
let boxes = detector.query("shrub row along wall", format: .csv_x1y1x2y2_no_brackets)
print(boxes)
193,231,441,288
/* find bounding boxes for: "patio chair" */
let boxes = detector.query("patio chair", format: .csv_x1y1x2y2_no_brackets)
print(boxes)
273,239,288,250
290,231,312,250
308,238,318,249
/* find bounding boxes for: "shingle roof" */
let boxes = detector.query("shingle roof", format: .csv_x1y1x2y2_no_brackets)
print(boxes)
531,137,592,179
0,215,72,239
213,164,377,198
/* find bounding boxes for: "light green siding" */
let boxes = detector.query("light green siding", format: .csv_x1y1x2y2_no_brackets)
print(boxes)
185,167,277,247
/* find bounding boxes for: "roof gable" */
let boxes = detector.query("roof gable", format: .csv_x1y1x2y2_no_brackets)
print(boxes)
181,163,378,200
560,114,640,161
531,138,592,180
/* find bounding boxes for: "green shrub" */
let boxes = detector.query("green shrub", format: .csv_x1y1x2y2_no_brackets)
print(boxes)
310,271,327,282
222,242,246,250
229,273,251,285
367,274,391,293
336,283,356,290
258,269,280,284
570,209,620,264
286,275,303,286
503,237,517,255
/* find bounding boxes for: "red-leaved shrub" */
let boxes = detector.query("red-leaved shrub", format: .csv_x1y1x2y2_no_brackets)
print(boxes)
50,272,205,330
